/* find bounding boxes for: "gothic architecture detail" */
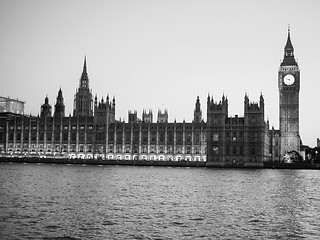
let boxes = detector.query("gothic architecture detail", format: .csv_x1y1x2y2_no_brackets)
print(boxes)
206,94,270,166
278,28,300,156
157,110,168,123
142,110,153,123
54,88,65,118
193,96,202,123
0,29,305,164
40,96,52,118
73,57,93,117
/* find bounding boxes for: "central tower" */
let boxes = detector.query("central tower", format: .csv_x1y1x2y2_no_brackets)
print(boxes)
278,28,300,156
73,57,93,117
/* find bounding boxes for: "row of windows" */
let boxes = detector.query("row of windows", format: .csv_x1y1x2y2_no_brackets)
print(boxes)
5,144,204,155
211,132,259,142
7,125,93,130
212,146,258,155
114,124,203,131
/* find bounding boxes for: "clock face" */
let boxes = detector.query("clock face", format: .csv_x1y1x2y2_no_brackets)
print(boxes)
284,74,295,85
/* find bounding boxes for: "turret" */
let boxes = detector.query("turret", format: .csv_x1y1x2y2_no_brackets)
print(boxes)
142,109,153,123
128,110,138,123
94,95,98,108
244,93,264,126
40,95,52,117
193,96,202,123
54,88,65,118
93,94,116,124
157,109,168,123
207,94,228,126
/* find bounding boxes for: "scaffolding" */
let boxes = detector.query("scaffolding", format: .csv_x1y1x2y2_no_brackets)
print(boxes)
0,96,25,115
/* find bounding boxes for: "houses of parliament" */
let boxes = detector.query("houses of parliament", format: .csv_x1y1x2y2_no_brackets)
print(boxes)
0,30,302,166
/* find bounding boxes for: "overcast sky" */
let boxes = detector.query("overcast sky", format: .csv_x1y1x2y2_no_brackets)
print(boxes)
1,0,319,147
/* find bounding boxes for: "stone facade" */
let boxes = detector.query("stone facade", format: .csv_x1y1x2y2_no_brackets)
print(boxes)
278,29,301,156
206,94,270,166
0,30,305,163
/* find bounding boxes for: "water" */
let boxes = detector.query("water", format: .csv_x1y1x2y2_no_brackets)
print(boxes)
0,163,320,239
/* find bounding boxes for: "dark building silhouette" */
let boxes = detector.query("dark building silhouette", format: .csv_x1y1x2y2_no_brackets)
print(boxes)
142,110,153,123
206,93,269,166
40,96,52,117
278,28,300,157
54,88,65,118
73,57,93,117
193,96,202,123
0,29,304,164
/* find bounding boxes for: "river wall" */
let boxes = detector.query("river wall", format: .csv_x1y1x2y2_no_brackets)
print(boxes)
1,157,320,169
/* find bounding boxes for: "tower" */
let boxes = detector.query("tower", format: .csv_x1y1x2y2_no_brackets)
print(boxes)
193,96,202,123
73,57,93,117
142,109,153,123
54,88,65,118
128,110,138,123
278,28,300,156
40,95,52,117
206,94,228,163
244,93,265,126
157,109,168,123
94,95,116,125
244,93,266,161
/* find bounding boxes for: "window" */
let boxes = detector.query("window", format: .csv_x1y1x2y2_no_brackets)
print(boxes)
213,133,219,141
125,145,131,153
159,146,164,153
150,145,156,153
142,145,147,153
194,146,200,154
186,146,191,154
116,145,122,153
213,147,219,155
159,132,165,143
108,145,114,153
186,132,192,143
167,132,174,144
176,132,183,144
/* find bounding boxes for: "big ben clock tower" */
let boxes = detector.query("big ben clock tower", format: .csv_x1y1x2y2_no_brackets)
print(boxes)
279,28,300,156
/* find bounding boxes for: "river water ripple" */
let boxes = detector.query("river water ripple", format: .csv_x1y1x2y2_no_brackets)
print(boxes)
0,163,320,239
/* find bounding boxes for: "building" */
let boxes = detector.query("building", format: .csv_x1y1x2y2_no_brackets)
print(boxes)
0,29,305,163
0,57,206,161
206,94,270,167
73,57,93,117
269,28,302,162
278,28,301,156
0,96,25,115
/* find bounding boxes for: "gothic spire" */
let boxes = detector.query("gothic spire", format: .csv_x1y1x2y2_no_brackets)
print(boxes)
45,94,49,104
80,56,89,88
281,26,297,66
54,88,65,118
83,56,87,74
284,27,294,51
58,87,63,98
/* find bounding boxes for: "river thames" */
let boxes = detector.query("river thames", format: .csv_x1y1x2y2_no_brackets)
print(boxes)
0,163,319,239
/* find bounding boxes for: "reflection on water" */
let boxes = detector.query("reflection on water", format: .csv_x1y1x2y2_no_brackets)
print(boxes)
0,163,320,239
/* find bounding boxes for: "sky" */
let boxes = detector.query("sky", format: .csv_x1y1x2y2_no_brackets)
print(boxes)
1,0,319,147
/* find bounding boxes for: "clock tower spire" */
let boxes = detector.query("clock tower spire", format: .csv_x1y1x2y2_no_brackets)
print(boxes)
281,27,298,67
278,27,300,157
